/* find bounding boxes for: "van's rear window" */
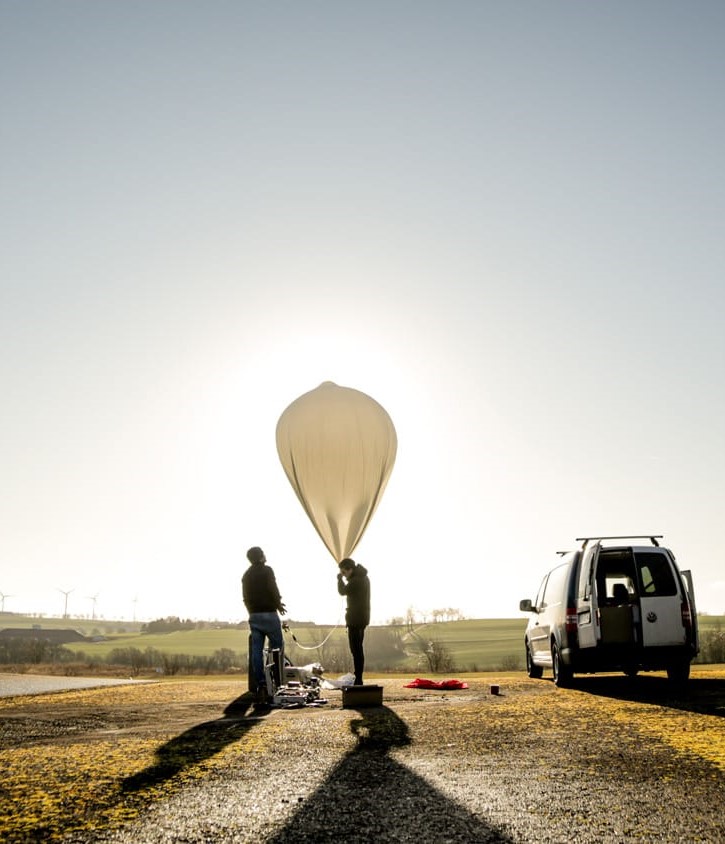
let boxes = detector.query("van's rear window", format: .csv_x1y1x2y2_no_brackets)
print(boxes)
635,551,677,596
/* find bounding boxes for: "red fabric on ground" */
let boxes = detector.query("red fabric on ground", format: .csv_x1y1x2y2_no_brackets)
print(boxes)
403,678,469,690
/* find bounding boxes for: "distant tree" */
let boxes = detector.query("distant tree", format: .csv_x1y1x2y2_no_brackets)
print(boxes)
213,648,236,672
411,634,453,673
306,628,348,674
162,652,189,675
191,655,216,674
0,637,70,665
699,622,725,664
107,647,148,675
423,639,453,673
430,607,464,622
143,616,181,634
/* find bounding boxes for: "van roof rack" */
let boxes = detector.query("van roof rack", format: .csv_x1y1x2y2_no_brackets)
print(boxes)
576,535,663,548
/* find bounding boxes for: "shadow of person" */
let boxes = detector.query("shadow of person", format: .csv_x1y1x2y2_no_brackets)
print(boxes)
224,691,260,715
572,674,725,717
121,692,268,793
266,705,513,843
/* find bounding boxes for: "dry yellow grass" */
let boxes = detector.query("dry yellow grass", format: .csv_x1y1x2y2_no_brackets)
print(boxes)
0,681,283,840
1,670,724,841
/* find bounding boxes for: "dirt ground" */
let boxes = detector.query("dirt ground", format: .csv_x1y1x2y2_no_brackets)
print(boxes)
1,668,724,843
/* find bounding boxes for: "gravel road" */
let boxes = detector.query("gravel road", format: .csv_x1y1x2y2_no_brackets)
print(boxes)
0,673,152,698
2,669,724,843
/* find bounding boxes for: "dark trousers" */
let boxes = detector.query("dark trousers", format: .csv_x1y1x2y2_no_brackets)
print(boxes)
347,625,366,685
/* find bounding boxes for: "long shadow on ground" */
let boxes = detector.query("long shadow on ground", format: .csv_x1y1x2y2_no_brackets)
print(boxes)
267,705,513,844
121,692,268,792
570,674,725,717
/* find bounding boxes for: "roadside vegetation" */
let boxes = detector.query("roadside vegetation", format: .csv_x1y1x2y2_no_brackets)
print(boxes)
1,613,723,678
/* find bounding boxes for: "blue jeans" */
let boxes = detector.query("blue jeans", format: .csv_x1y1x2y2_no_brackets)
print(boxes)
249,612,284,686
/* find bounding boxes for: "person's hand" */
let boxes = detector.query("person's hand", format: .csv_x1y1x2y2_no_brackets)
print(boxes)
278,602,287,615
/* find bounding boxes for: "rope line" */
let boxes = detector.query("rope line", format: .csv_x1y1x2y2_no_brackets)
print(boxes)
287,624,340,650
285,609,345,651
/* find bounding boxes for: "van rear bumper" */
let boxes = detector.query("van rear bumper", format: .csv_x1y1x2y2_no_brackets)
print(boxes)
569,644,695,673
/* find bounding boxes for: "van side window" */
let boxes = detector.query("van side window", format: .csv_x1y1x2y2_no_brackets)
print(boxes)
542,563,568,609
636,551,677,596
535,575,548,610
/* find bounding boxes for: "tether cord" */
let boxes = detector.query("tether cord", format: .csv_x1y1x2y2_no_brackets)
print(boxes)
286,625,340,650
284,604,345,650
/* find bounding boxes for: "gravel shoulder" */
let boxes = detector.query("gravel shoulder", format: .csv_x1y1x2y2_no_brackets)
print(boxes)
1,668,724,843
0,673,153,698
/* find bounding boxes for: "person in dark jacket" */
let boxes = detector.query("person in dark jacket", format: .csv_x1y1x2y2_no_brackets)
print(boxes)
337,557,370,686
242,546,286,701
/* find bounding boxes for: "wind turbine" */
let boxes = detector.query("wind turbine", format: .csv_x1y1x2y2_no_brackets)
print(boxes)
86,593,99,620
0,592,13,613
58,588,74,619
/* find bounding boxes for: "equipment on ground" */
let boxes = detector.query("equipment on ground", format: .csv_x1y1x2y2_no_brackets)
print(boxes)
261,647,328,708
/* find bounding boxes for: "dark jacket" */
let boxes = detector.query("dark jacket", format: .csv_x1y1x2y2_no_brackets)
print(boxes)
337,564,370,628
242,562,284,614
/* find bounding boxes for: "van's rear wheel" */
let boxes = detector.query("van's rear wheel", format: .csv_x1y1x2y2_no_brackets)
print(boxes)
526,643,543,679
666,659,690,687
551,642,573,687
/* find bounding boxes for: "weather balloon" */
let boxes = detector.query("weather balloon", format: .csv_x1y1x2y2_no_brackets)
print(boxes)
276,382,397,562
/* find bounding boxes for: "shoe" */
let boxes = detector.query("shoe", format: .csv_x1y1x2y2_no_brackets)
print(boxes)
255,687,270,705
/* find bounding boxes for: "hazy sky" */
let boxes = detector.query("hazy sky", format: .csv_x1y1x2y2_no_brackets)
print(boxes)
2,2,724,626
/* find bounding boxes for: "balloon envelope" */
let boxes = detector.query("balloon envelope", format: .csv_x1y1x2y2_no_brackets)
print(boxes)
276,382,397,562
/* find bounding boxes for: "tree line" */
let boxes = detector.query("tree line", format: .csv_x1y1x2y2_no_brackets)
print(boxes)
1,622,722,675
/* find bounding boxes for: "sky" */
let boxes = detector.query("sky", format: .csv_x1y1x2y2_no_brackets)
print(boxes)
2,2,724,627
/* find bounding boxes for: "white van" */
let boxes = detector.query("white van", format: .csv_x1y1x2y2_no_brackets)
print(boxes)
519,536,699,686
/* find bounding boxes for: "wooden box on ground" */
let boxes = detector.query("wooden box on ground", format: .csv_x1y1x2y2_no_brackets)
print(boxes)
341,684,383,708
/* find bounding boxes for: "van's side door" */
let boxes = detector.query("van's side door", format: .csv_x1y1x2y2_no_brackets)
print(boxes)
530,562,570,664
529,573,551,661
576,542,601,649
636,550,686,647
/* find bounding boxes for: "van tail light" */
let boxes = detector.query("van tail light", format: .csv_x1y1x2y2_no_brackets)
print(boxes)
681,600,693,643
565,608,578,634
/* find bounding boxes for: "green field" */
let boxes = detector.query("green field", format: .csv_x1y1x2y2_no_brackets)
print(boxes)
1,614,529,671
2,613,723,673
61,620,529,671
0,616,144,636
403,619,527,670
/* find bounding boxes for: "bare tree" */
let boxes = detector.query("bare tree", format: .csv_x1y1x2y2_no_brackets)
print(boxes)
411,634,454,673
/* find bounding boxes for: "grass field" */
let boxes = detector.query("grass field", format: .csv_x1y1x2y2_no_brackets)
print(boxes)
0,614,530,670
50,619,530,671
3,613,722,673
